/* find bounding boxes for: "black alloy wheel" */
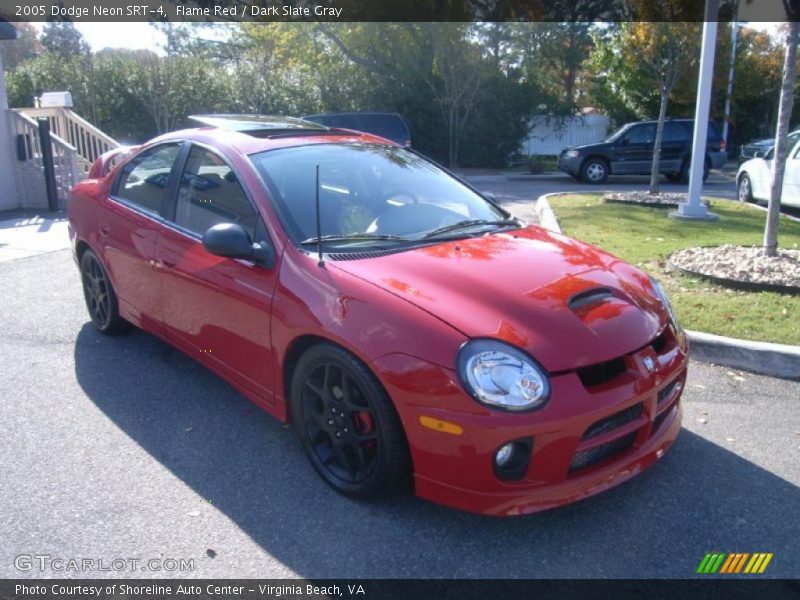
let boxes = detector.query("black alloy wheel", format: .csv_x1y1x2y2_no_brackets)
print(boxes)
291,344,410,498
80,249,128,334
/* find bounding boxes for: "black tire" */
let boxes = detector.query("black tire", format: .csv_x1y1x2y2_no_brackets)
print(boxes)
580,157,609,184
80,249,129,335
679,157,709,183
290,343,411,498
665,172,682,183
738,172,754,203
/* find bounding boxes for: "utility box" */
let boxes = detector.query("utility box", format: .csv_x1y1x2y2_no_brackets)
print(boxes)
39,91,74,108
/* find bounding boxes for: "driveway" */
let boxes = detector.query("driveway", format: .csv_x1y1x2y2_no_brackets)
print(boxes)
1,248,798,579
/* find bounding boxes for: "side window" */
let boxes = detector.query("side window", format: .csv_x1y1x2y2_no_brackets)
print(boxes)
625,125,656,145
663,122,689,143
116,144,180,214
175,146,258,239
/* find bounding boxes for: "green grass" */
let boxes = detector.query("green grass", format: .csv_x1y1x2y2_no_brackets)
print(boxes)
548,194,800,345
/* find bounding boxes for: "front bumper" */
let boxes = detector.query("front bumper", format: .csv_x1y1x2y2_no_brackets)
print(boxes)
373,324,688,516
558,155,583,176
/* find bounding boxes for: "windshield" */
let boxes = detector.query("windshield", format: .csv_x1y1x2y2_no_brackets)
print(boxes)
605,124,633,143
249,143,509,247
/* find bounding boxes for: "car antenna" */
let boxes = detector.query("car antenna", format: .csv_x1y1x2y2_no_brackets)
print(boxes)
315,163,325,267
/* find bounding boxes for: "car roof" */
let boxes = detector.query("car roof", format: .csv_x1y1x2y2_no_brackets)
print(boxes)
148,114,398,155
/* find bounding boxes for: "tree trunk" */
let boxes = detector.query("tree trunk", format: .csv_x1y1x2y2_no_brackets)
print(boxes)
764,20,799,257
650,85,669,195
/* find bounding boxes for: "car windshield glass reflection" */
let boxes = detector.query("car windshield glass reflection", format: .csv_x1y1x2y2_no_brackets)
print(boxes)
249,143,510,247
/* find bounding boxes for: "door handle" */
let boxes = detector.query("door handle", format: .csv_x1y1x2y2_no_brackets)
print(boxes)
99,223,111,237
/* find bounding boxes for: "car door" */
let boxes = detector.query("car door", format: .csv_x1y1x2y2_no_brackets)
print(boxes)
99,142,183,332
155,144,279,404
612,124,655,174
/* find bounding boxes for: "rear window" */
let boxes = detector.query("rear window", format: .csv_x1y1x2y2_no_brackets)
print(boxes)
663,122,690,142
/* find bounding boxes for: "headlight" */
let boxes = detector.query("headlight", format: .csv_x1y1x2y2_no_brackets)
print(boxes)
649,276,678,326
564,149,580,158
457,340,550,412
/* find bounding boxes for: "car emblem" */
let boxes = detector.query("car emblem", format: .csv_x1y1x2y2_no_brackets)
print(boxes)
643,357,656,373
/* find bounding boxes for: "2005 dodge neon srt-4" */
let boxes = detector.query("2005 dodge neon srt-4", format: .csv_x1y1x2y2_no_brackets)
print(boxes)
68,115,688,516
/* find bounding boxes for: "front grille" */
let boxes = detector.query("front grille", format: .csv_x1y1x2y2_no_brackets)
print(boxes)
582,403,643,440
657,379,679,404
653,404,677,433
577,357,627,388
570,432,637,472
651,331,667,354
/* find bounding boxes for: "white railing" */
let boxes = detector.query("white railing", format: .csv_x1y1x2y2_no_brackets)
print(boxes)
9,110,82,209
17,106,120,176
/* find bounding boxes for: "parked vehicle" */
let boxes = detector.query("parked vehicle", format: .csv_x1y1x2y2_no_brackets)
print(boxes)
558,118,727,184
302,111,411,147
737,137,800,208
739,130,800,164
68,114,687,516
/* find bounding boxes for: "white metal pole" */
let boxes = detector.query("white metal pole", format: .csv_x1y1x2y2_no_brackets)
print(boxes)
673,1,719,221
721,20,739,148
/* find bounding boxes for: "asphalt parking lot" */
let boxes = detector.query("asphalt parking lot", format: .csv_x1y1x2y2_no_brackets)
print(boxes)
461,169,740,204
1,246,799,579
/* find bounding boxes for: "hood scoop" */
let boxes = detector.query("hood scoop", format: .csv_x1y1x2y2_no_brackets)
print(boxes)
569,287,616,311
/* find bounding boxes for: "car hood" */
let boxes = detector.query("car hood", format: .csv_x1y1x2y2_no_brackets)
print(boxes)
562,142,612,153
331,226,666,373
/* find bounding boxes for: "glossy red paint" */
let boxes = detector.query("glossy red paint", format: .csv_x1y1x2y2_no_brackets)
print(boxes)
68,125,688,516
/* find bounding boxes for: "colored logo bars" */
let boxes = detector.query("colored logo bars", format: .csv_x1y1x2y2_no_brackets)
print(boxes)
697,552,773,574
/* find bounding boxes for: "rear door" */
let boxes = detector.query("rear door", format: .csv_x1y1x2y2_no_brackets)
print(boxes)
659,122,690,173
99,143,183,331
154,144,279,404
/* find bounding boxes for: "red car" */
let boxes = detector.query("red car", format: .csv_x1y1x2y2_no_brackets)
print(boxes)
68,115,688,516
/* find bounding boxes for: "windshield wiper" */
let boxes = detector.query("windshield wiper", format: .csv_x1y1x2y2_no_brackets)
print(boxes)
300,232,409,245
423,218,519,239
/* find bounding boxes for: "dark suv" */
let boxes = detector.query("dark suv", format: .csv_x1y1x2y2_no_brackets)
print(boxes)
302,112,412,147
558,119,727,184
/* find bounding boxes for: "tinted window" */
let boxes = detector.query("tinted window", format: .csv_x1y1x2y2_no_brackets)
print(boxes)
117,144,180,214
175,147,257,238
357,114,409,143
625,125,655,145
663,122,689,142
250,143,505,244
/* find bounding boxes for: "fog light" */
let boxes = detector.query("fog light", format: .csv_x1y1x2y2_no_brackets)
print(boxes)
495,443,515,466
492,438,533,481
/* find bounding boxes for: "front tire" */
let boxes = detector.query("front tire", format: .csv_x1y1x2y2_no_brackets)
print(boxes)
80,249,128,335
581,158,609,184
738,173,754,203
290,343,411,498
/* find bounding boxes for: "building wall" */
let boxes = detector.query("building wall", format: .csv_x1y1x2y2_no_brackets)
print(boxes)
521,114,610,157
0,48,21,211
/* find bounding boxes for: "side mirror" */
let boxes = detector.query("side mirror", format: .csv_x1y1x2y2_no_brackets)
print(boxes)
202,223,275,268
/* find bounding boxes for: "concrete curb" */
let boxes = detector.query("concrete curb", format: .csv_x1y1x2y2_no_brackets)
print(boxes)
539,192,800,381
535,192,564,233
686,330,800,381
